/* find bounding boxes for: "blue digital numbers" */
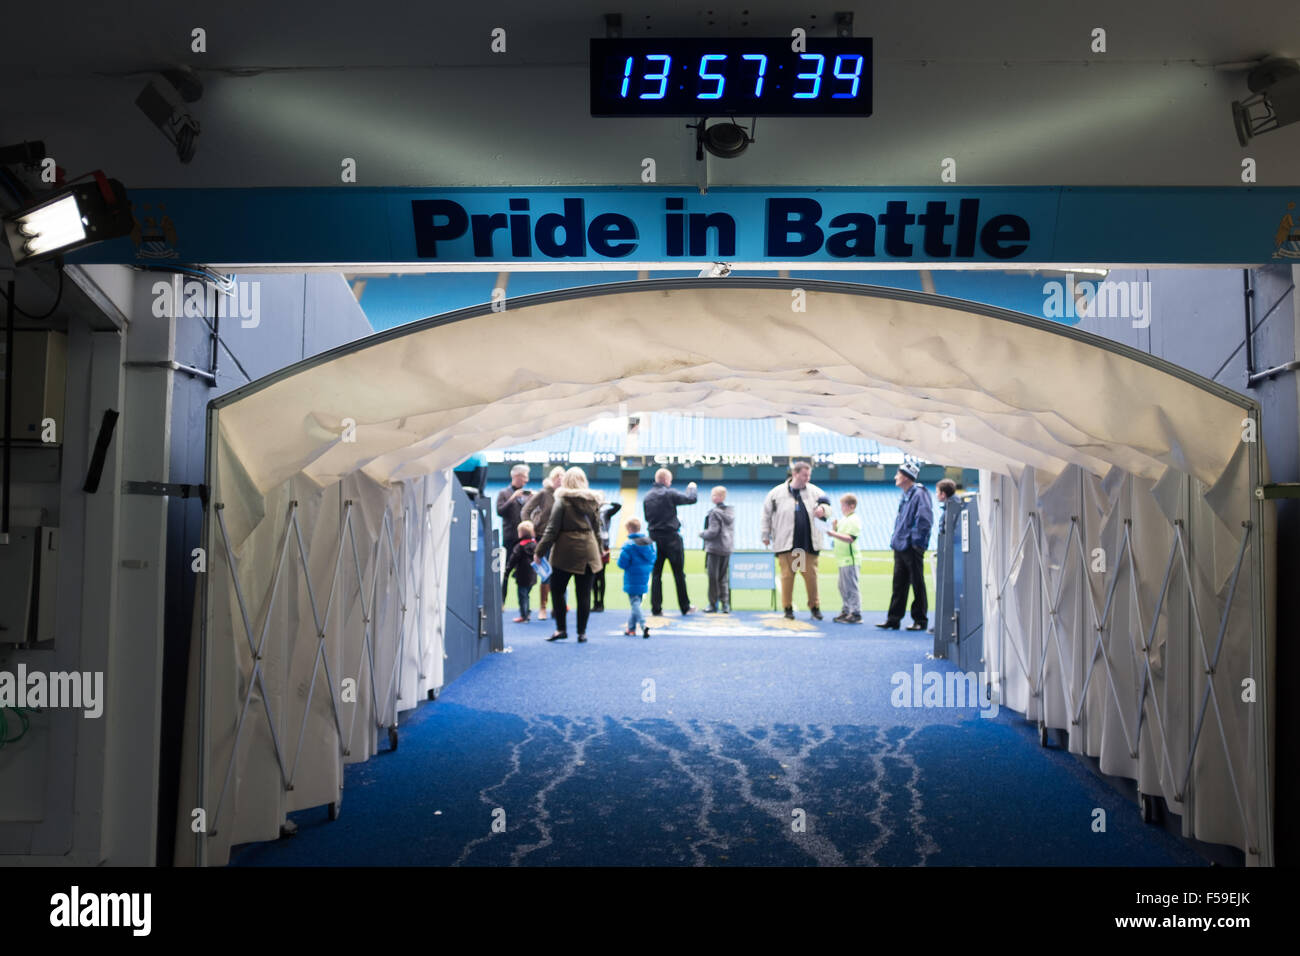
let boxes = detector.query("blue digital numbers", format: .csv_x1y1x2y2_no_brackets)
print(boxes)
698,54,727,99
641,54,672,99
592,39,872,117
832,54,864,97
620,56,634,98
794,53,825,98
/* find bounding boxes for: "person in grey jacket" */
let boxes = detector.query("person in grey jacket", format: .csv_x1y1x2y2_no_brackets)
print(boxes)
760,461,832,620
700,486,735,613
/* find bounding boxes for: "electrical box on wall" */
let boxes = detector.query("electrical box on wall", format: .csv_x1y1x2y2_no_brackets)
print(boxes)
0,526,58,645
0,330,67,445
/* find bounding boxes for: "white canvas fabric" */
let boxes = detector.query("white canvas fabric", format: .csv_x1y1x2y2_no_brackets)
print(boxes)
979,463,1273,861
177,281,1273,865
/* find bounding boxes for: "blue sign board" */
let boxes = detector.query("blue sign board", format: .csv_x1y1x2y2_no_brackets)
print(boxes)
730,551,776,590
68,186,1300,266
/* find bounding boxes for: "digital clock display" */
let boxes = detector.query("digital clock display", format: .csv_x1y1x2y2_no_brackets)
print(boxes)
590,38,873,117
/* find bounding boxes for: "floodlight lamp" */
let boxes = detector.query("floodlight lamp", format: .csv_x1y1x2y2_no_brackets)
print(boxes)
687,118,756,161
1,177,132,266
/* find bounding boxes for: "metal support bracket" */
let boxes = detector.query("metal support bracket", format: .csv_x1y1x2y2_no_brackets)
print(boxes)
123,480,210,506
1256,482,1300,499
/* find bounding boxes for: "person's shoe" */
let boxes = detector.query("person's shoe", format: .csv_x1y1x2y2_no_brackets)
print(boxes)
577,634,588,643
847,612,862,624
642,627,650,639
592,603,604,613
810,607,823,621
721,604,730,614
875,621,900,630
906,622,927,631
783,607,795,620
624,628,636,636
704,605,718,614
681,606,696,616
513,615,527,623
538,610,548,620
833,611,850,623
546,631,568,641
651,608,663,617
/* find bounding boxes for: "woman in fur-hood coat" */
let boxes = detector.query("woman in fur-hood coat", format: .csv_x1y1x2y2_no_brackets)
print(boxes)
536,484,606,575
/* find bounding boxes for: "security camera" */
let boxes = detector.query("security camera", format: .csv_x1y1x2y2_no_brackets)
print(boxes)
1232,57,1300,146
136,68,203,163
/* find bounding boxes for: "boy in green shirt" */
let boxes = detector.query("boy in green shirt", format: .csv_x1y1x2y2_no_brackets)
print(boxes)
827,493,863,623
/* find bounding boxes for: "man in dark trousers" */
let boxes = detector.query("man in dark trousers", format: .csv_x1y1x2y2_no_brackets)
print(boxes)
495,464,532,600
643,467,697,616
877,462,934,631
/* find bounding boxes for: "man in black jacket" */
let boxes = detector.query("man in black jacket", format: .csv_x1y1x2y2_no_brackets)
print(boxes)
642,468,697,616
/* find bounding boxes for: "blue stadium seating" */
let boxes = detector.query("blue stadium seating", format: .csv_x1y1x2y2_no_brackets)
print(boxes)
497,426,579,457
490,415,915,464
798,429,878,457
567,426,623,453
639,416,788,456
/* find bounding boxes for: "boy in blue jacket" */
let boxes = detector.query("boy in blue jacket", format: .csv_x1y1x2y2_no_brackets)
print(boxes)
617,517,657,639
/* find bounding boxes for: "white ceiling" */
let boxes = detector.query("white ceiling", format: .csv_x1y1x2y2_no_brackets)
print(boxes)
0,2,1296,191
1,0,1295,76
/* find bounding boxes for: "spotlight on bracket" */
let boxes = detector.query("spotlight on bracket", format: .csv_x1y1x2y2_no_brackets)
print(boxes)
688,118,755,160
1,175,132,265
136,68,203,163
1232,57,1300,146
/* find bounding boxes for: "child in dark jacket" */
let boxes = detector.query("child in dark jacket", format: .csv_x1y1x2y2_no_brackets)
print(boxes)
617,517,657,638
504,520,538,622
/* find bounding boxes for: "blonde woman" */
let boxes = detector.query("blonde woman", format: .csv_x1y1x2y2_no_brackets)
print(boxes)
535,467,605,643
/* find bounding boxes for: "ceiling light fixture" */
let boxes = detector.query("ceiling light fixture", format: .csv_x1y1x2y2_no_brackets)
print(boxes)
1,174,132,266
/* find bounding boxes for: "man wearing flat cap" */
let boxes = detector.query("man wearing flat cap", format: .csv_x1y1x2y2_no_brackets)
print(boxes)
877,462,934,631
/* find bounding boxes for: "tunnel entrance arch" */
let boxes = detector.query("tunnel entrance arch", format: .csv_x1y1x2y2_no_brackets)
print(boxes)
179,278,1274,866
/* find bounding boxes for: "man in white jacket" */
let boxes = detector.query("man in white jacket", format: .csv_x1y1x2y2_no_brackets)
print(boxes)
760,461,832,620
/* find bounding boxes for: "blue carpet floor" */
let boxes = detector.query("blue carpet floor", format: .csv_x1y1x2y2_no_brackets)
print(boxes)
231,611,1205,866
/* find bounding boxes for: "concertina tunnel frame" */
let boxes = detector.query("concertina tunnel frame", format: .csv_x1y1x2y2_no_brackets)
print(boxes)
174,278,1274,866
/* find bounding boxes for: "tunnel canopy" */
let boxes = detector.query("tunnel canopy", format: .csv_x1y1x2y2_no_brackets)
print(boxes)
188,277,1272,867
209,278,1257,541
